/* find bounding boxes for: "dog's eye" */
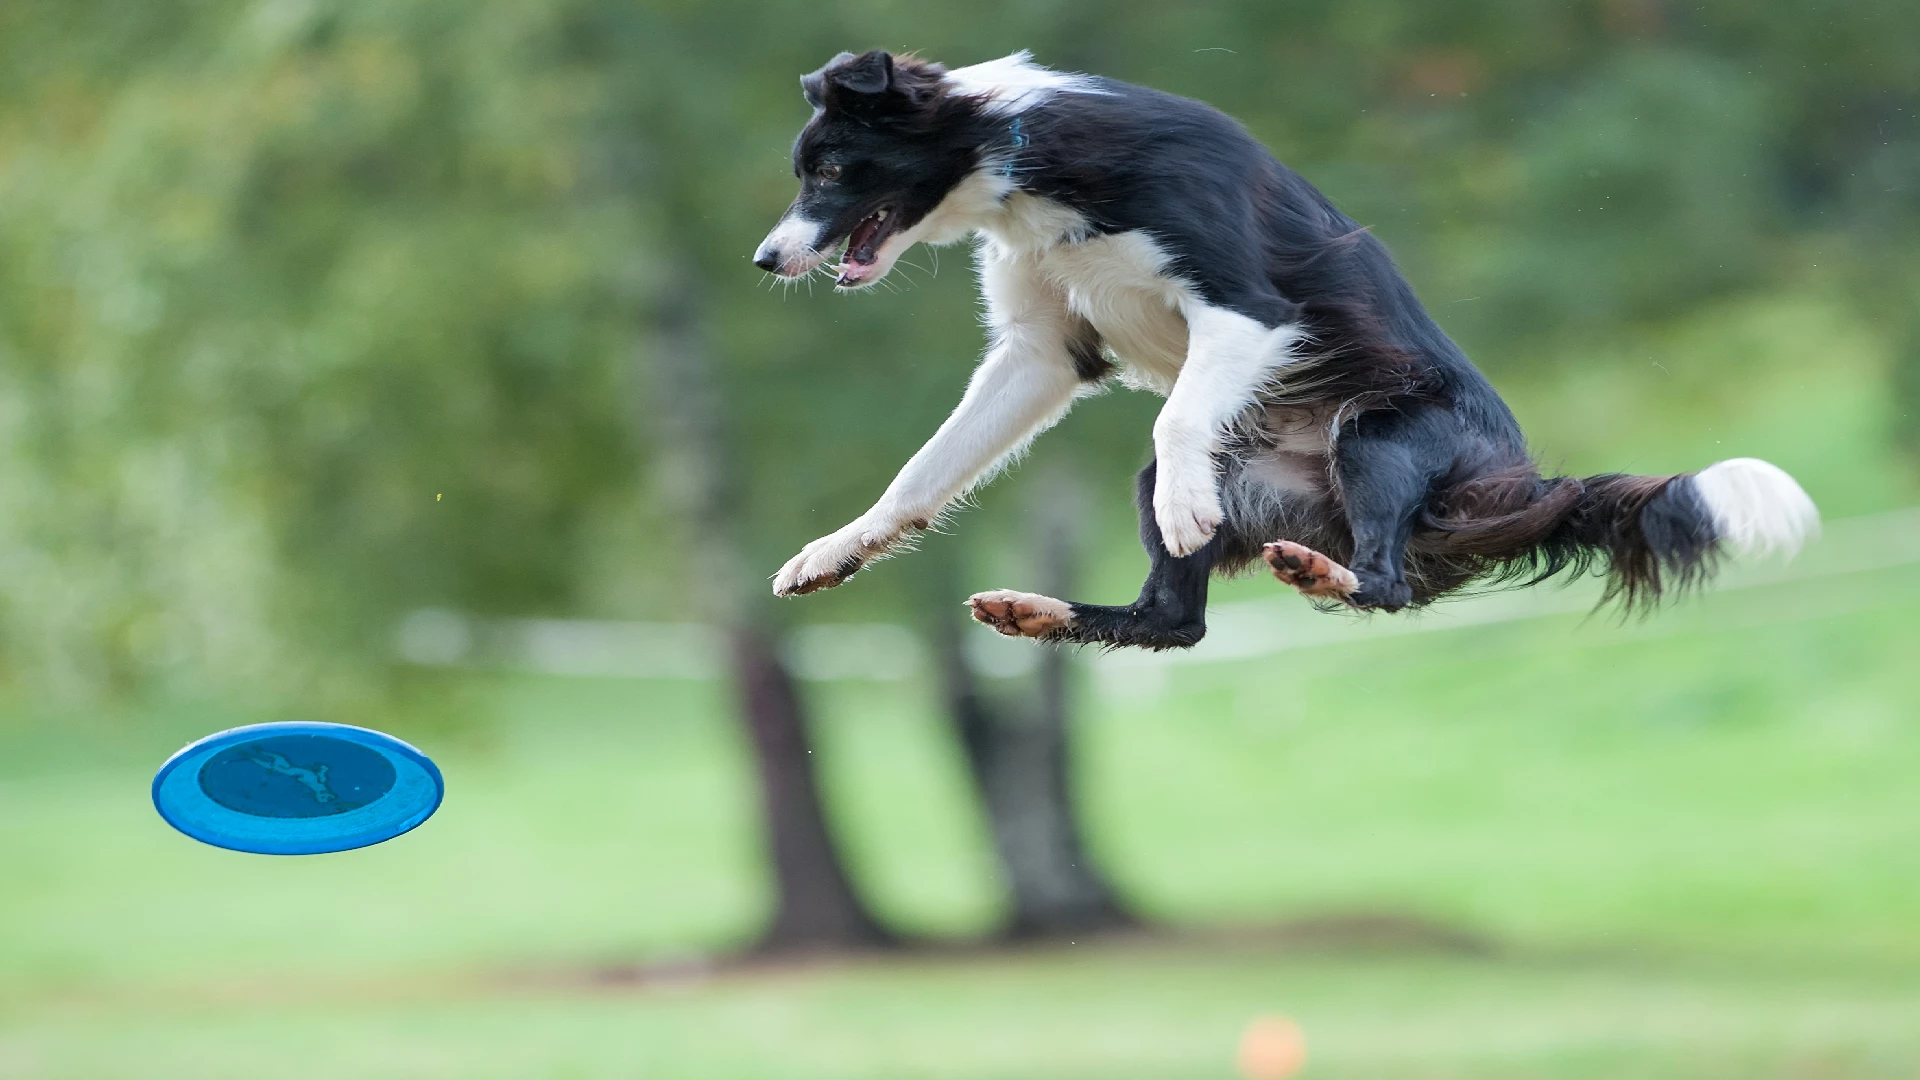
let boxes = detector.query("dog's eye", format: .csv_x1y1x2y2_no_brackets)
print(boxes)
817,164,842,181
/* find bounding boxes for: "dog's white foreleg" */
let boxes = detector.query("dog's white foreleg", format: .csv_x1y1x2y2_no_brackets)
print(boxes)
871,321,1082,521
1152,304,1306,557
773,261,1085,595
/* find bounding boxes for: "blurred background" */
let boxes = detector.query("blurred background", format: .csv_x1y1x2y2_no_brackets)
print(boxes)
3,1,1918,1076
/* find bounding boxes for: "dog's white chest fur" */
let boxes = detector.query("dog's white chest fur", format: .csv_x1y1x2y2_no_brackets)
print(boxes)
976,197,1192,394
1037,232,1191,393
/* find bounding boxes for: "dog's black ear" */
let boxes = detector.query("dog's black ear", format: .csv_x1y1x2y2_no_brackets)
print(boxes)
801,51,857,109
803,50,899,110
830,50,894,95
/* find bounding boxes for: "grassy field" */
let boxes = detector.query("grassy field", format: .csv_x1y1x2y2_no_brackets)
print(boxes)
4,291,1919,1076
9,947,1920,1078
6,558,1920,1078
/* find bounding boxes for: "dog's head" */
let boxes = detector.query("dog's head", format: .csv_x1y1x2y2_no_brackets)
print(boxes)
752,50,983,289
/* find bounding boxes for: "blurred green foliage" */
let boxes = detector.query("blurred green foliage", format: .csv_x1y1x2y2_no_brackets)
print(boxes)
0,0,1916,712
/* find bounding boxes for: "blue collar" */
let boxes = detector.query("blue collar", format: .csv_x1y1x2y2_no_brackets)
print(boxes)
1002,116,1029,178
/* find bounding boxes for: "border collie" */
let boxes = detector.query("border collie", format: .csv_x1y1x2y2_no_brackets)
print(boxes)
754,50,1819,649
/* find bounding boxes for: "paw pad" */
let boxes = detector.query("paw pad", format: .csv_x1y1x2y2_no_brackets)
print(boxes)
1262,541,1359,599
967,590,1073,638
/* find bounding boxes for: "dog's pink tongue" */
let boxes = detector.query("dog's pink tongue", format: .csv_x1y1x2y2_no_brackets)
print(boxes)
845,217,878,259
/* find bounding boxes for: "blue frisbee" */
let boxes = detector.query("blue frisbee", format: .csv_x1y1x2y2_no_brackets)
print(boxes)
152,722,443,855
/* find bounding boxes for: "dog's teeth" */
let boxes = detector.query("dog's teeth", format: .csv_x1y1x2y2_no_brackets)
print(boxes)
875,208,889,221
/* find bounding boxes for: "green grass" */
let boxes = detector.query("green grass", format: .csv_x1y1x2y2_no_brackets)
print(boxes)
6,567,1919,1077
4,289,1919,1076
9,948,1920,1079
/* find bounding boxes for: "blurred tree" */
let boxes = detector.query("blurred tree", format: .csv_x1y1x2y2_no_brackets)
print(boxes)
643,283,892,952
926,480,1134,940
0,0,651,712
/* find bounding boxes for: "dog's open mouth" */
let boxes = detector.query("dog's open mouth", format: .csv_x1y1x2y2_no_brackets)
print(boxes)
836,206,901,286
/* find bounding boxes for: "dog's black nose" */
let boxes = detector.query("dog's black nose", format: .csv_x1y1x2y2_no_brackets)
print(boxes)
752,250,780,272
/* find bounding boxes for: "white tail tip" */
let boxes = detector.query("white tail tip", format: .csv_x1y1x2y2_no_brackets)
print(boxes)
1692,458,1819,560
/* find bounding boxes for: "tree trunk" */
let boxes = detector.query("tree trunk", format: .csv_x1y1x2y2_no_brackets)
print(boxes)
929,479,1135,939
642,282,892,954
728,624,894,950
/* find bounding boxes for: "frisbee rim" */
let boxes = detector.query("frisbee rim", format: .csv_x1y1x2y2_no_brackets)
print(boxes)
152,721,443,855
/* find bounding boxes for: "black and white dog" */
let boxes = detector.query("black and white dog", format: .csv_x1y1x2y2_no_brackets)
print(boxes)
754,50,1818,649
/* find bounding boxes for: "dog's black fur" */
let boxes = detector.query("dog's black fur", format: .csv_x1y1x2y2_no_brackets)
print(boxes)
757,51,1814,649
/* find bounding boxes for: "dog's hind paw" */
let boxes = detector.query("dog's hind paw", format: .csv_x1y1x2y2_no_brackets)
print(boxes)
967,590,1074,639
1263,541,1359,600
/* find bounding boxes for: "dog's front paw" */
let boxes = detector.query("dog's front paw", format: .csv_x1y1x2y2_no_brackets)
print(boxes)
967,590,1074,638
772,518,908,596
1153,475,1223,558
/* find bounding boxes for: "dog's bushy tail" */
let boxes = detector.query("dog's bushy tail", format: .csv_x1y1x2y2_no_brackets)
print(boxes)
1423,458,1819,609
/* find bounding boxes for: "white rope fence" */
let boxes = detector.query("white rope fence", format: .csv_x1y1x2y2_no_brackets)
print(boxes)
394,506,1920,684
